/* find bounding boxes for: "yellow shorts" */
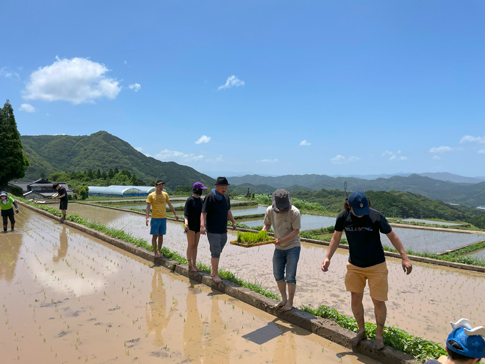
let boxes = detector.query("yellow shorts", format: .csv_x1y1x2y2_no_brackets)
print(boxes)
345,262,388,302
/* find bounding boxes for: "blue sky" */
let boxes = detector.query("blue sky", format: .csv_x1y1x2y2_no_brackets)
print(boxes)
1,0,484,178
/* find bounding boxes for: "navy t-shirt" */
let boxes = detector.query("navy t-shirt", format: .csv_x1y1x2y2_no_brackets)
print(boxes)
58,187,68,202
202,191,231,234
334,208,392,268
184,196,203,232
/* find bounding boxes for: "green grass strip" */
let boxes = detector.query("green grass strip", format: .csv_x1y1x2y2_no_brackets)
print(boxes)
302,305,446,360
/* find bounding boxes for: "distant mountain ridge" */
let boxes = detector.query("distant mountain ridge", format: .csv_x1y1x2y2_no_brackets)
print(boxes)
227,173,484,207
19,131,215,190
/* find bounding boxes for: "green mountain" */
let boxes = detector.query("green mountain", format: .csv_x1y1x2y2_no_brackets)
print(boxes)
18,131,215,190
228,174,484,207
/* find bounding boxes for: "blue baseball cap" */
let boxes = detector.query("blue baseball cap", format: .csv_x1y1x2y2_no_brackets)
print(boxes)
447,327,485,359
348,191,370,216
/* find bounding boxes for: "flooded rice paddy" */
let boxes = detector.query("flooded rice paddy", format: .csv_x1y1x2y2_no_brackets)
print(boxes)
401,219,463,226
0,209,379,364
65,204,485,343
241,215,336,231
380,228,484,254
465,248,485,260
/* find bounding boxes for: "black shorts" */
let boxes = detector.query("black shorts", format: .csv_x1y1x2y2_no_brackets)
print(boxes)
59,200,68,210
187,223,200,233
1,208,15,225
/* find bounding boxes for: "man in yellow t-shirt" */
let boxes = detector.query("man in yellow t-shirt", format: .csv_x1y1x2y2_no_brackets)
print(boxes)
146,180,179,257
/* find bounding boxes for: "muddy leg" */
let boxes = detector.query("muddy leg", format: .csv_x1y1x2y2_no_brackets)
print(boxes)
351,292,367,345
372,298,386,350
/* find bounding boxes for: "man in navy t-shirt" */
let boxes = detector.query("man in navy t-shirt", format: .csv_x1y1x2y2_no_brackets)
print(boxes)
321,191,412,350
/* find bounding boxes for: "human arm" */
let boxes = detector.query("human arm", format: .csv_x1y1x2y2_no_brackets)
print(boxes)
146,203,151,226
13,201,19,212
321,231,343,272
200,212,207,235
386,230,412,274
227,210,236,230
275,229,299,246
167,201,179,221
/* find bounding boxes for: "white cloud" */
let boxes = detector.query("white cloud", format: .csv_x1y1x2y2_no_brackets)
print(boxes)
383,150,407,161
429,146,452,154
155,149,204,162
195,135,211,144
129,83,141,92
259,159,278,163
460,135,485,144
331,155,360,165
135,147,143,152
19,103,36,112
218,75,245,90
54,134,67,136
479,149,485,154
299,140,311,146
432,155,441,160
0,67,20,80
23,57,121,104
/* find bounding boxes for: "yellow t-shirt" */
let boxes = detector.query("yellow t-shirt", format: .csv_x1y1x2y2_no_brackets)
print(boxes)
146,192,169,219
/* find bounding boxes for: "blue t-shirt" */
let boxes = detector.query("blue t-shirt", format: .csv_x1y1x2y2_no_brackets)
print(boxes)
334,208,392,268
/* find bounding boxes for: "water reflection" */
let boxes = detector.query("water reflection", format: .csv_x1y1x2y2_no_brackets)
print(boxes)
53,226,68,262
145,270,178,346
0,212,25,283
183,286,204,361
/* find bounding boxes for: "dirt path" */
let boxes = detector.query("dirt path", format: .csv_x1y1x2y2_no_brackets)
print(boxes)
0,208,379,364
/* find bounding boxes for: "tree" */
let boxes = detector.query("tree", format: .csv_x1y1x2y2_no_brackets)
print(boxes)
96,169,101,179
114,167,119,174
79,186,89,200
130,174,138,186
108,168,114,178
87,169,94,179
0,100,29,187
101,170,107,179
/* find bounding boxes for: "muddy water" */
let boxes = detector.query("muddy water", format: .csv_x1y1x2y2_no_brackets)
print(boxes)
240,214,336,231
0,208,379,364
66,204,485,343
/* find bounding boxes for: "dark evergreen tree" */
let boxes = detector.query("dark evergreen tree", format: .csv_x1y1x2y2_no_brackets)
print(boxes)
87,169,94,179
96,169,101,179
101,170,107,179
114,167,119,174
108,168,114,178
0,100,29,187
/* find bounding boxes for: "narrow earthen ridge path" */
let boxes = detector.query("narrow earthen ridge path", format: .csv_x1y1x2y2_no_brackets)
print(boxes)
18,200,415,364
65,201,485,273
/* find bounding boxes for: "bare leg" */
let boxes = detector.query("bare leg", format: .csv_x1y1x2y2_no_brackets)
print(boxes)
192,232,201,271
157,235,164,254
281,284,296,312
62,209,66,219
351,292,367,345
372,298,386,350
211,257,222,283
152,235,160,257
186,230,195,269
275,281,288,308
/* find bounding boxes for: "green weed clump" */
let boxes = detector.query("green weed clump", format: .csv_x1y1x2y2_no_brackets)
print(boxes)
302,305,446,361
237,231,272,244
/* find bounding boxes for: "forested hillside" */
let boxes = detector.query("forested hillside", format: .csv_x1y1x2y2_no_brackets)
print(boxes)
18,131,214,190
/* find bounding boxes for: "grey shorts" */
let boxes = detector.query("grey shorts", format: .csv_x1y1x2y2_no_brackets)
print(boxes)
207,232,227,258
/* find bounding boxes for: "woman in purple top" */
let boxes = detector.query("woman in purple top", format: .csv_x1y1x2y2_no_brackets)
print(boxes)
184,182,207,272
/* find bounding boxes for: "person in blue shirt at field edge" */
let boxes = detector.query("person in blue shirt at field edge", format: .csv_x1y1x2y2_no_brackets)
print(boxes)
321,191,412,350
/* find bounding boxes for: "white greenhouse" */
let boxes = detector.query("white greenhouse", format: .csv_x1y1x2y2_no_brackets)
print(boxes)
87,185,156,197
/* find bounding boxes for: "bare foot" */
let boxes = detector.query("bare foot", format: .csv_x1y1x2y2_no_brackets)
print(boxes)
211,274,222,284
281,302,293,312
374,337,384,350
194,266,202,272
274,301,287,309
351,331,367,346
189,266,198,272
154,251,161,258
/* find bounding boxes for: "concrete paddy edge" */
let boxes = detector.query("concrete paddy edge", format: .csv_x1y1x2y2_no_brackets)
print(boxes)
19,201,415,364
72,202,485,273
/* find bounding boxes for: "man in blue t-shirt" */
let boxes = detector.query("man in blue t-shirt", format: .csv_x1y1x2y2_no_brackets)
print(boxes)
321,191,412,350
